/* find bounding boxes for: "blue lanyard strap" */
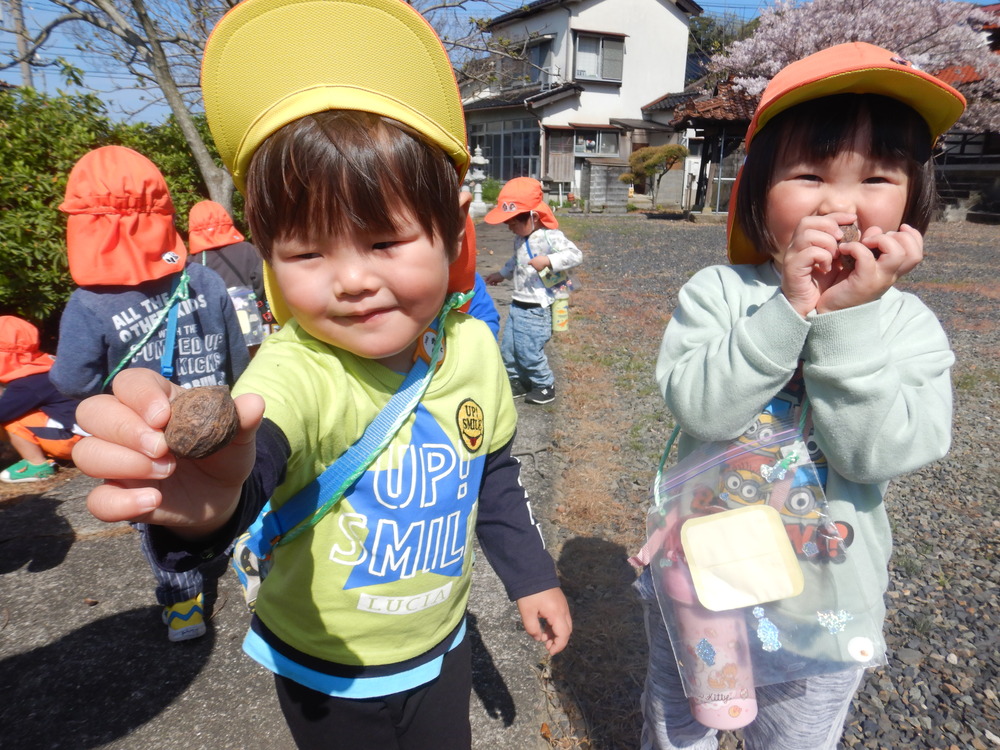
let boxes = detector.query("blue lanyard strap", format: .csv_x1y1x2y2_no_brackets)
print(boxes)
523,234,535,259
248,290,471,557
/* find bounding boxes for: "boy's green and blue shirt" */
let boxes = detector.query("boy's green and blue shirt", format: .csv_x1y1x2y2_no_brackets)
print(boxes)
218,310,555,697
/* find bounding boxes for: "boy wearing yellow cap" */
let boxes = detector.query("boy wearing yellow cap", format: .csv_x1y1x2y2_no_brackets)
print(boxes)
484,177,582,404
71,0,571,746
636,43,962,748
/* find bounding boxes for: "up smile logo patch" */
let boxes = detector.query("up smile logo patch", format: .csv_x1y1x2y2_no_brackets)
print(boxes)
457,398,485,452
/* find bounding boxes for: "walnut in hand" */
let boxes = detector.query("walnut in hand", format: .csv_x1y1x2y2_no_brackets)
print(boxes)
839,223,861,244
839,223,861,269
164,386,240,459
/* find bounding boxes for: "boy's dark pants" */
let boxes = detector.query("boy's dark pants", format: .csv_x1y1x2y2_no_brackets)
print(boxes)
275,634,473,750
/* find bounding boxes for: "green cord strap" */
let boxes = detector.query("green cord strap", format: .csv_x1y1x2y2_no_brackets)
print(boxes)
102,269,190,389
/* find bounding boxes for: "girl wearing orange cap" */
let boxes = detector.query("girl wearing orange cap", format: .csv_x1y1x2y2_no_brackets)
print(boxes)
188,199,272,348
51,147,250,400
484,177,582,404
188,200,265,298
0,316,83,483
636,43,963,748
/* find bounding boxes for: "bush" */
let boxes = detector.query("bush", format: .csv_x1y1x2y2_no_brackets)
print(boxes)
0,90,237,343
0,88,113,336
480,177,501,204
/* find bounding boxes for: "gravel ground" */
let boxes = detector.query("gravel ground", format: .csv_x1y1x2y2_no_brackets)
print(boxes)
539,214,999,749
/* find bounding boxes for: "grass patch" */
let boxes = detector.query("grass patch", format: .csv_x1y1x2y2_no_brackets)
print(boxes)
894,555,922,577
953,365,1000,391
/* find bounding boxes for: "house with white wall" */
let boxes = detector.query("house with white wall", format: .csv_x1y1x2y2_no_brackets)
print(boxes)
462,0,701,206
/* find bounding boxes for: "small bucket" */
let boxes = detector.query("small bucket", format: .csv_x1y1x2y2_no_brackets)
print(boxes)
551,298,569,333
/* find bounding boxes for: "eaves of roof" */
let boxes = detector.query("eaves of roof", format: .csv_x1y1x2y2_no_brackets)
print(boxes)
581,156,630,165
669,82,757,129
610,117,674,131
524,82,584,107
463,86,541,112
486,0,702,30
485,0,577,30
677,0,704,16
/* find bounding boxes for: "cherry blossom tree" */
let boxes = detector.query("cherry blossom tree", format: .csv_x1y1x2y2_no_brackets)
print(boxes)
709,0,1000,132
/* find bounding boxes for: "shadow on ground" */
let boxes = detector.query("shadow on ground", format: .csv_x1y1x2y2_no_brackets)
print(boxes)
549,535,647,746
469,611,518,726
0,495,74,573
643,211,688,221
0,608,213,747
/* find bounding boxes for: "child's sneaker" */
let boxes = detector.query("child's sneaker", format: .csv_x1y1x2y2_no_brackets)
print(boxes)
509,379,528,399
0,459,56,483
162,593,207,642
525,385,555,405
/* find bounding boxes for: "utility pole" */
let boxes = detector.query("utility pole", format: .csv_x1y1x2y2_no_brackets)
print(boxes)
4,0,35,88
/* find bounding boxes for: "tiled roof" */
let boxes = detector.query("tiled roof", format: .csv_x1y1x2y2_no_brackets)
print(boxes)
669,81,757,128
643,91,699,112
936,65,983,86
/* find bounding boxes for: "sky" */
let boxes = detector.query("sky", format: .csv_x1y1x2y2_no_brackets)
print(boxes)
0,0,993,124
0,0,165,121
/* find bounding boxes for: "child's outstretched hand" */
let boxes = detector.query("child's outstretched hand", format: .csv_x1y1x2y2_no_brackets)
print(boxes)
516,587,573,655
73,368,265,539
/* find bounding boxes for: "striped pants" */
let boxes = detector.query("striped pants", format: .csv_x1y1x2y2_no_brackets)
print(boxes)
634,567,864,750
136,523,204,606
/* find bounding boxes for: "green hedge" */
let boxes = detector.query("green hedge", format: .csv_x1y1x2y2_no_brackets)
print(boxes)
0,88,232,346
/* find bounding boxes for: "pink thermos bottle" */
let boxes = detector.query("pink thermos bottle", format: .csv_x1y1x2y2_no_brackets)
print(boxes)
659,532,757,730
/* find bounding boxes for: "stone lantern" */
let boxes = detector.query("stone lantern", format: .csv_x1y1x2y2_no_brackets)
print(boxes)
466,146,490,218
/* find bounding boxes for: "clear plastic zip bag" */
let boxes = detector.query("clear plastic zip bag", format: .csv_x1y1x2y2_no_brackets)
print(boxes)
637,413,886,729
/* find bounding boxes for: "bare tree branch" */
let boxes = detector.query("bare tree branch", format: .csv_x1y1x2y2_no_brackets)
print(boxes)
1,0,518,206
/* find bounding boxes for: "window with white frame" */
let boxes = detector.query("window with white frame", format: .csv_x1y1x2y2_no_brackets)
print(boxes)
573,129,619,156
468,118,540,180
575,33,624,82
